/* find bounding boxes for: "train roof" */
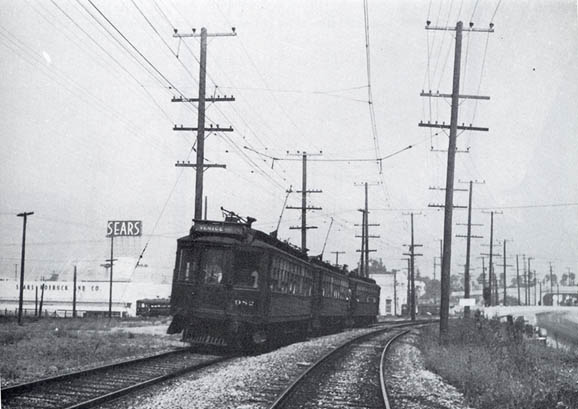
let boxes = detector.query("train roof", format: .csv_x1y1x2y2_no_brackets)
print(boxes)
179,220,376,283
179,219,309,261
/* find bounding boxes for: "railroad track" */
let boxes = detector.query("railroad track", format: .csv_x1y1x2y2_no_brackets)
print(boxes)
1,348,232,409
269,322,424,409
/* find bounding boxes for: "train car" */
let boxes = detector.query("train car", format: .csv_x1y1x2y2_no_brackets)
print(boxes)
168,215,316,349
167,212,381,350
136,298,171,317
310,259,351,333
348,275,380,326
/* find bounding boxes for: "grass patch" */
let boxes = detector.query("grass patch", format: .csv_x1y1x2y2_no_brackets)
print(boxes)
0,317,182,386
419,319,578,409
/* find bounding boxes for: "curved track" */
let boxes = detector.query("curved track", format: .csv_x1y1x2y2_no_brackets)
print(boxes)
269,322,422,409
1,348,231,409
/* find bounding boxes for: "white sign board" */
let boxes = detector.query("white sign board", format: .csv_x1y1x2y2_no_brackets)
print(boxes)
459,298,476,307
106,220,142,237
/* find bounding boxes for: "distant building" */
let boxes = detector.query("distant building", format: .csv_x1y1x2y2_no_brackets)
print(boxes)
0,279,171,318
370,269,405,316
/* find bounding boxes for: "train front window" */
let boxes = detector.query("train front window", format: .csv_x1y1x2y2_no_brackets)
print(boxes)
178,247,197,282
200,248,231,285
233,251,261,288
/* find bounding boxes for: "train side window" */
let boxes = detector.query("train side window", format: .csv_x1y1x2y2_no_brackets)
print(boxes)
232,250,260,287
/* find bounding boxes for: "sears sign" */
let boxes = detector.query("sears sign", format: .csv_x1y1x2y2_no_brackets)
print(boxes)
106,220,142,237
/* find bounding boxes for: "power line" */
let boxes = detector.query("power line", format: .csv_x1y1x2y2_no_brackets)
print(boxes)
86,0,188,99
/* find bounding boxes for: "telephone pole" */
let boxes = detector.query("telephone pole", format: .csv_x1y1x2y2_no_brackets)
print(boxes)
172,27,236,220
456,180,484,317
528,257,534,305
549,262,554,305
393,269,398,316
286,151,322,252
331,251,346,266
523,254,528,305
502,240,513,305
355,182,380,276
72,265,77,318
17,211,34,325
403,213,423,321
419,20,492,340
481,211,502,305
106,236,117,319
516,255,521,305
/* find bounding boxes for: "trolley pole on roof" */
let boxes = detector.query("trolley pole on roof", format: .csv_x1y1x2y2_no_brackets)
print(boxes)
17,211,33,326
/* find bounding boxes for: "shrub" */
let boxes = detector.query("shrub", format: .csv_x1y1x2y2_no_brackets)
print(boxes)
419,318,578,409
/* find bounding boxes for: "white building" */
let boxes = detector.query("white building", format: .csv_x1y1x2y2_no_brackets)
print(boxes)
370,270,405,316
0,279,171,318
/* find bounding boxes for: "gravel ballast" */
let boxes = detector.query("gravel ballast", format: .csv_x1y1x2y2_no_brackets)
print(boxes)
100,327,382,409
383,331,473,409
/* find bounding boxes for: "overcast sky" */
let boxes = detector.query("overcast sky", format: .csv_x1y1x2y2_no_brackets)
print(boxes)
0,0,577,283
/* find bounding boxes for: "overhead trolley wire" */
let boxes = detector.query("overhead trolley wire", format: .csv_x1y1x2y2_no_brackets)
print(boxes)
47,0,174,124
86,0,189,99
209,0,322,151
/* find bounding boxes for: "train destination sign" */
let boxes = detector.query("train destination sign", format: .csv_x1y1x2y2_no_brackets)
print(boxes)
106,220,142,237
193,221,245,235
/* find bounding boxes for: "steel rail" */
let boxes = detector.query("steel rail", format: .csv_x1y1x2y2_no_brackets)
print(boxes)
64,355,232,409
268,321,430,409
1,347,190,399
379,329,411,409
1,348,234,409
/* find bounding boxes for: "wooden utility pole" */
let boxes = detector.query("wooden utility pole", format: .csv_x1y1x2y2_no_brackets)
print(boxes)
331,251,345,266
72,265,77,318
403,213,423,321
480,256,486,290
419,20,492,340
108,235,115,319
286,152,322,252
528,257,534,305
393,269,398,316
172,27,235,220
355,182,380,276
35,286,38,317
481,211,502,305
502,240,513,306
523,254,528,305
456,180,484,317
17,211,33,325
404,258,411,314
516,255,521,305
39,283,44,318
549,262,554,305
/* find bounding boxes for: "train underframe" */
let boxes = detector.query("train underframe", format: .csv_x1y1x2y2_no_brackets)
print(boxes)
175,314,311,351
171,312,375,352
